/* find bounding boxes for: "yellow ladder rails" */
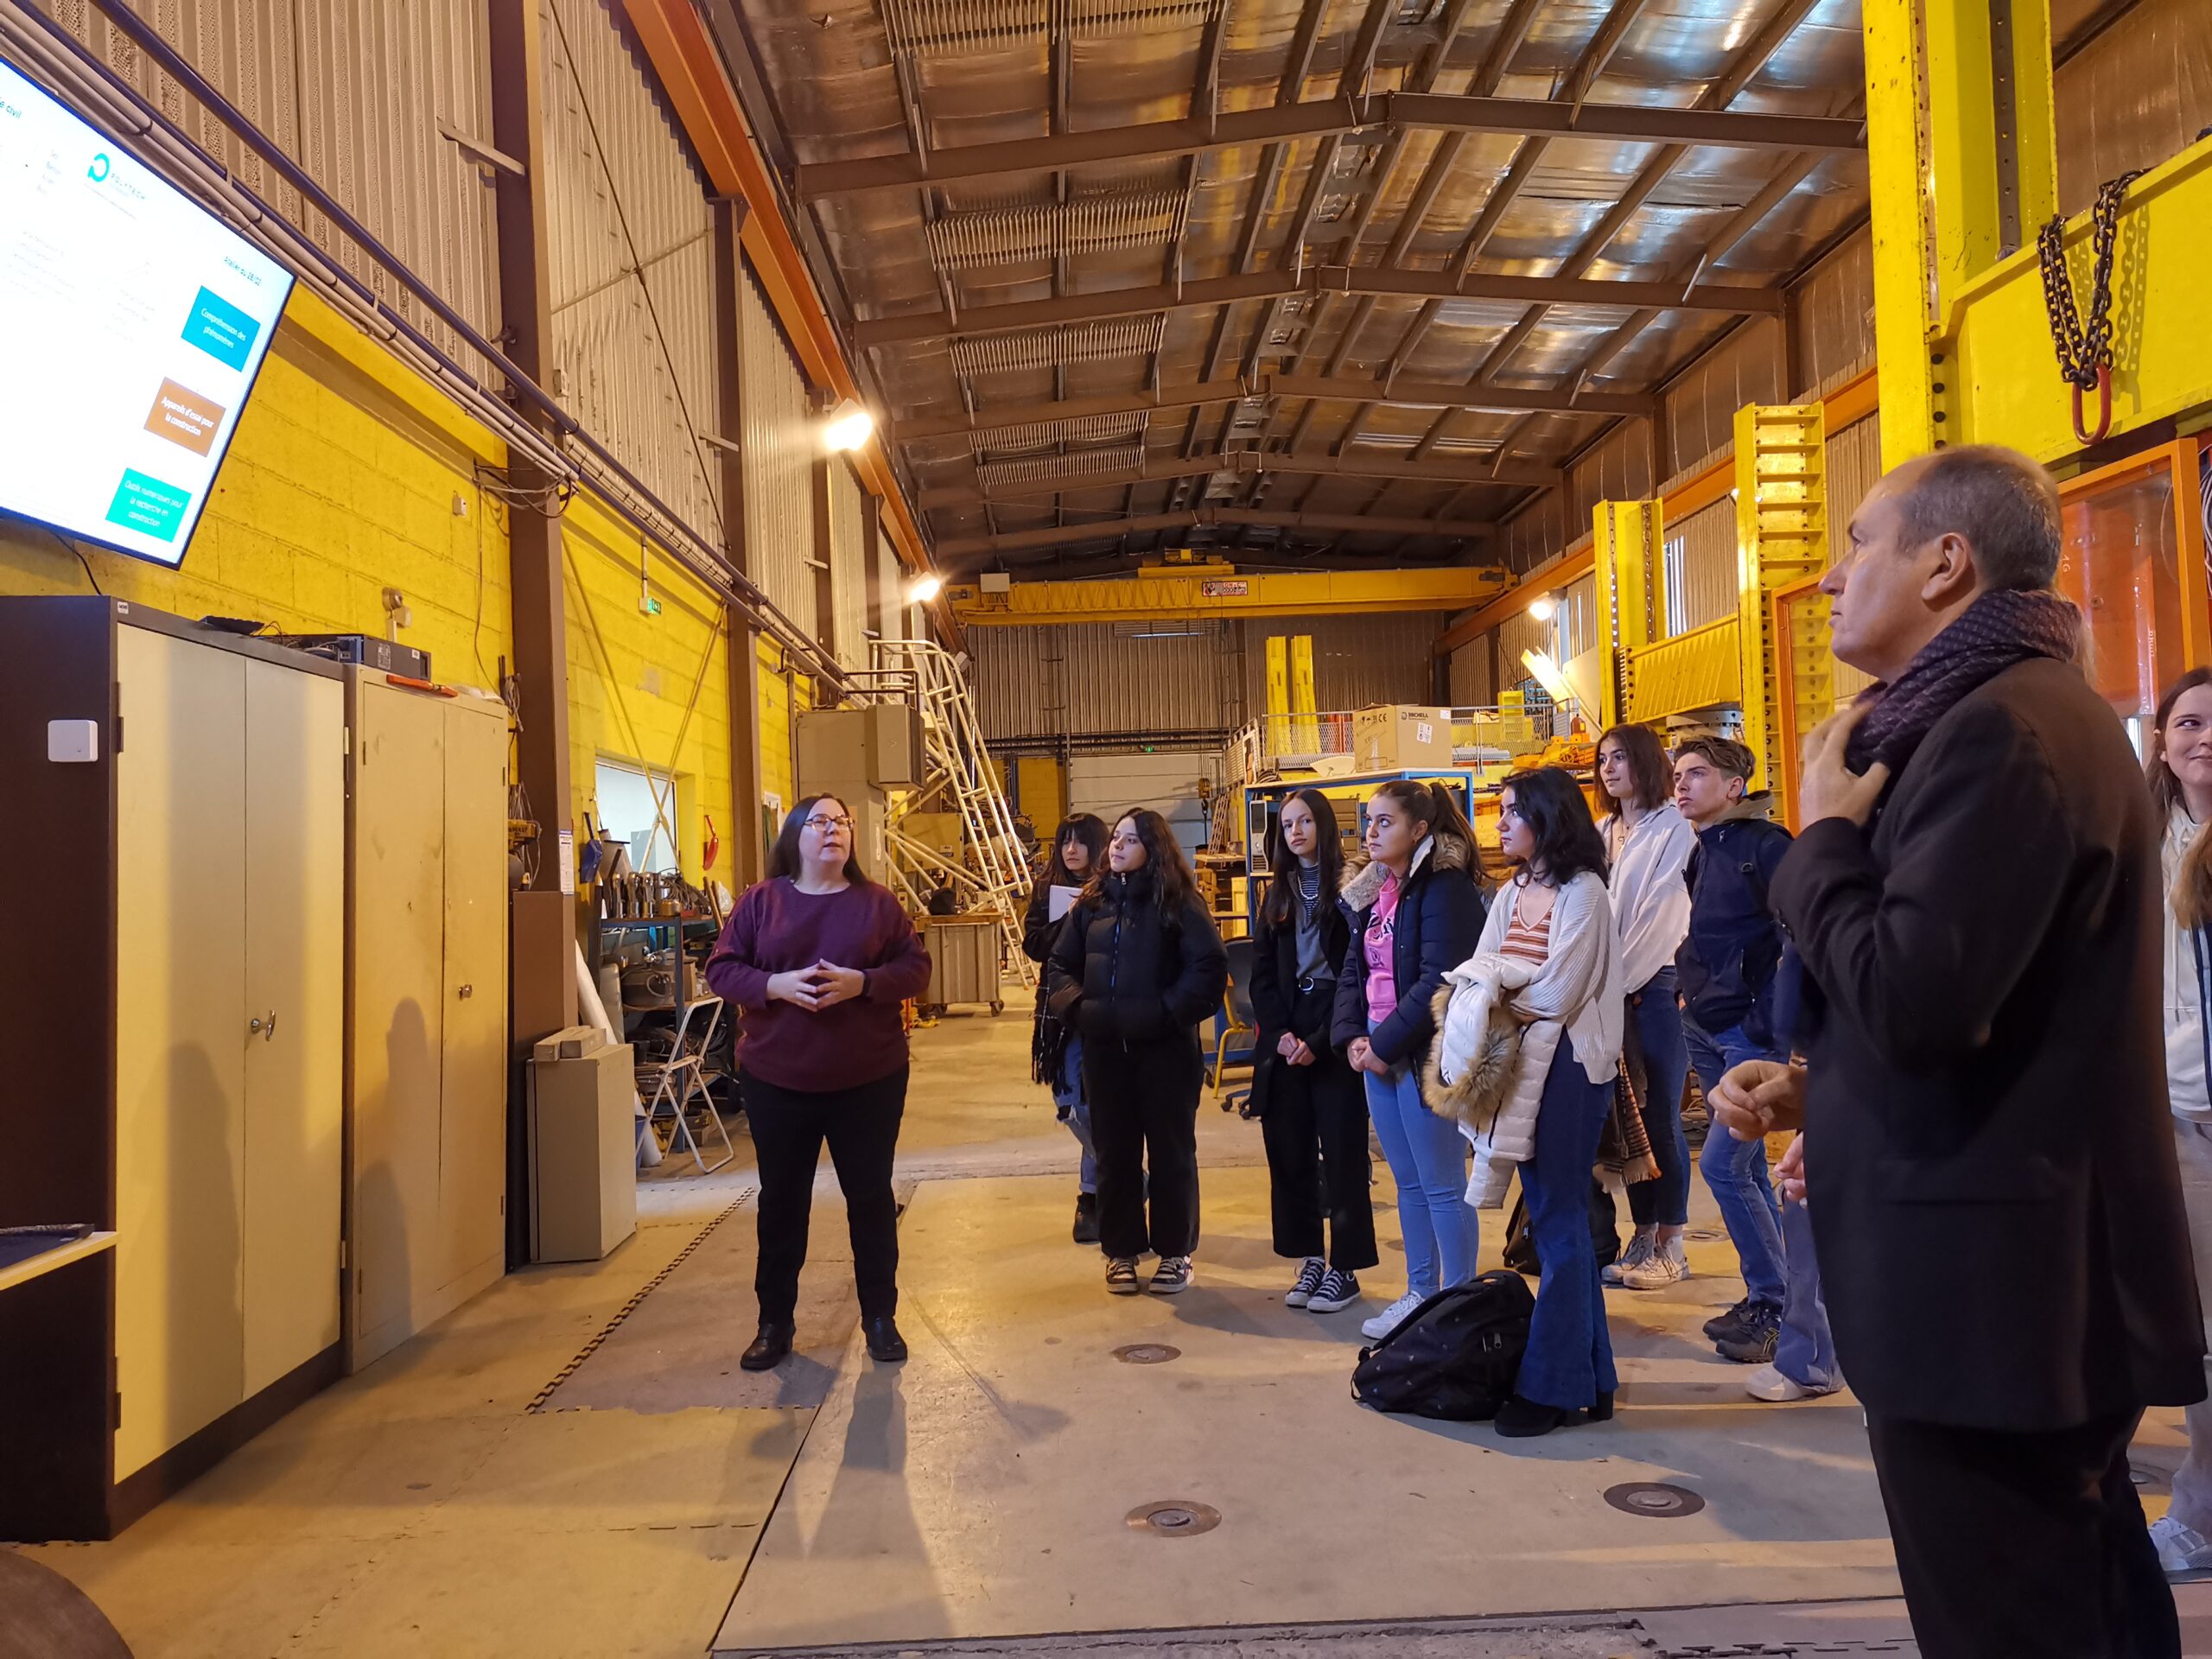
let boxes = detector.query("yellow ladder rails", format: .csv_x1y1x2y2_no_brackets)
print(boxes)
1733,404,1831,800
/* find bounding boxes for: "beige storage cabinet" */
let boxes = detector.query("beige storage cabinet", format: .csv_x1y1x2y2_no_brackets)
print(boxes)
527,1029,639,1263
345,670,512,1372
923,916,1003,1014
0,599,346,1538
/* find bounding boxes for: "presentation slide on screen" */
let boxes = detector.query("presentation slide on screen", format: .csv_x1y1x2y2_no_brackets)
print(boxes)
0,54,293,568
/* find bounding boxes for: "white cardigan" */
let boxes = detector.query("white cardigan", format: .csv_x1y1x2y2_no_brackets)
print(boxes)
1603,803,1696,995
1432,872,1624,1206
1478,869,1625,1085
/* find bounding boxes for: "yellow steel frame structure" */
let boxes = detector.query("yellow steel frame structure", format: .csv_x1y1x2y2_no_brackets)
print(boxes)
1591,499,1662,731
1867,0,2212,466
947,563,1509,625
1733,403,1831,795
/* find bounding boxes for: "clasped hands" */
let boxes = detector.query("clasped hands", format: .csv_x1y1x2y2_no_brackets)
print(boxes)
1275,1032,1318,1067
1709,1058,1809,1205
766,960,866,1012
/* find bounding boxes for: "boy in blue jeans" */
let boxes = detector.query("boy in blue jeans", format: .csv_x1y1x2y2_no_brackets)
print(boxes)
1672,737,1836,1396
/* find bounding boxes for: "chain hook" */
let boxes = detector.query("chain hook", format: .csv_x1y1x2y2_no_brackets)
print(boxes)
2070,364,2115,447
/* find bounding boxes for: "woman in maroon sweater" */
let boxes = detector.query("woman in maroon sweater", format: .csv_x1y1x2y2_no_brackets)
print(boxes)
706,794,931,1372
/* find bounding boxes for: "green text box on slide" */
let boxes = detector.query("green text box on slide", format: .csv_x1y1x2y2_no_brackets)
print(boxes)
105,469,193,542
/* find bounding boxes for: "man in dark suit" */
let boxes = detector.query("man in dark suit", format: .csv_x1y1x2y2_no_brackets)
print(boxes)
1711,445,2205,1658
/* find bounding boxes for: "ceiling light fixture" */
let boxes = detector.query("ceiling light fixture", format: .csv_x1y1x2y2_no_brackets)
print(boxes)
906,573,944,605
823,398,874,453
1528,592,1558,622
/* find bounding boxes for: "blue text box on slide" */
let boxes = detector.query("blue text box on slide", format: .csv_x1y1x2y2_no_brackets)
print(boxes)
105,469,193,542
181,287,261,371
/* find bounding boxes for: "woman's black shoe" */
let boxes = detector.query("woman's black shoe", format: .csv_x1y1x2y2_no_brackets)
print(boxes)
1586,1389,1615,1422
1494,1393,1573,1437
864,1315,908,1363
741,1323,794,1371
1072,1192,1101,1245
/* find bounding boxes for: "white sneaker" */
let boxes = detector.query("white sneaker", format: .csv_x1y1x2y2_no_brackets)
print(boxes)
1360,1291,1424,1342
2151,1513,2212,1574
1617,1237,1690,1291
1745,1363,1839,1402
1602,1226,1656,1286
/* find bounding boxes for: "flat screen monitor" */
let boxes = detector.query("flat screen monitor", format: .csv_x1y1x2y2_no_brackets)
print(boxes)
0,52,294,568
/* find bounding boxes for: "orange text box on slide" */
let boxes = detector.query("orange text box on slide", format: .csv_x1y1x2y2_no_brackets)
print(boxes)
143,378,226,457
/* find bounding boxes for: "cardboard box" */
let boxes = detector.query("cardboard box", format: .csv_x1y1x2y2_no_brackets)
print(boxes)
1353,704,1453,772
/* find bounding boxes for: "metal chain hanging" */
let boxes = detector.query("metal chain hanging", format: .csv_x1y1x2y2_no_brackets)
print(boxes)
2037,169,2143,446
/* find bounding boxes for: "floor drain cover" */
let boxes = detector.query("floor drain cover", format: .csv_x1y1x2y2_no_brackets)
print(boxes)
1126,1500,1221,1537
1113,1343,1180,1365
1603,1482,1706,1519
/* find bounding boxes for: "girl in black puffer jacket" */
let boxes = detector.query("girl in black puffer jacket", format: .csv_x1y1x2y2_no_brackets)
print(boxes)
1046,808,1228,1296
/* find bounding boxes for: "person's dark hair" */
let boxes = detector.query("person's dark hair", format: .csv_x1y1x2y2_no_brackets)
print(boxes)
770,793,868,885
2151,669,2212,929
1371,778,1479,863
1501,766,1609,886
1083,808,1198,916
1672,734,1758,789
1595,722,1673,815
1894,444,2063,592
1262,788,1344,928
1045,813,1109,887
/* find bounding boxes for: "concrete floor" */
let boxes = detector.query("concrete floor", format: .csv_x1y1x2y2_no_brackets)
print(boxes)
16,1010,2200,1657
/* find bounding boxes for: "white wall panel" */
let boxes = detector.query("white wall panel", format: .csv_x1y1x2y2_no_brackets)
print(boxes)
739,264,816,638
543,0,719,537
829,460,868,670
1663,498,1739,637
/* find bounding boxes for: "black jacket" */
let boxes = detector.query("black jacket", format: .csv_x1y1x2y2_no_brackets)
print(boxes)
1676,794,1793,1043
1045,869,1229,1048
1776,657,2205,1431
1329,832,1487,1066
1249,864,1352,1048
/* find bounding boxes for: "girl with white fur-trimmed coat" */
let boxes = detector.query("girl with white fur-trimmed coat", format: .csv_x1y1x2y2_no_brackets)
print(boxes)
1429,766,1624,1438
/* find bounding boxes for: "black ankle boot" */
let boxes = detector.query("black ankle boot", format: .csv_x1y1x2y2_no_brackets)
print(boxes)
741,1322,794,1371
864,1314,907,1363
1494,1393,1573,1438
1072,1192,1100,1245
1586,1389,1615,1422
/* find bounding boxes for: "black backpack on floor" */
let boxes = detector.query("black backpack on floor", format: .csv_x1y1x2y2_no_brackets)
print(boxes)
1350,1270,1535,1421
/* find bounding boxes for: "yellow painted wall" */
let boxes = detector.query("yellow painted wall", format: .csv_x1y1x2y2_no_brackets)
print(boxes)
756,634,815,823
563,494,734,887
1015,755,1065,830
0,292,512,686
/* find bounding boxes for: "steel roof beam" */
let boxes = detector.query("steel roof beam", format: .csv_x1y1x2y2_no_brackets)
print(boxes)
857,265,1778,348
918,448,1561,507
938,505,1497,556
898,372,1656,442
797,94,1864,199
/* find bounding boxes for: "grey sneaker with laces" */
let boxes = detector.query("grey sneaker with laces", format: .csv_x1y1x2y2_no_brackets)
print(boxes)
1603,1226,1656,1286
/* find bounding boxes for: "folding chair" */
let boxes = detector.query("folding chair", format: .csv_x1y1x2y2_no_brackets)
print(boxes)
639,995,734,1174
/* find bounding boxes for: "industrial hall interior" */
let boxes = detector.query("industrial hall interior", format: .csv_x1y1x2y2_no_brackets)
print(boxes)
7,0,2212,1656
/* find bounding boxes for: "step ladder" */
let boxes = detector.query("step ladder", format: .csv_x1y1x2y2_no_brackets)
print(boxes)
860,639,1038,990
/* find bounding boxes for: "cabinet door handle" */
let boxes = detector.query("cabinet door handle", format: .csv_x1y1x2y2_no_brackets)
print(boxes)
263,1010,277,1042
248,1015,263,1036
458,983,474,1000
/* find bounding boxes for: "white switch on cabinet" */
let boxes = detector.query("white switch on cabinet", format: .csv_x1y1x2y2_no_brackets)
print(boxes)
48,719,100,763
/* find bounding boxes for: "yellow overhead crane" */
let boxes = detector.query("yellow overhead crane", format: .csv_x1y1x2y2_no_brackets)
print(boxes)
947,554,1510,626
1579,0,2212,828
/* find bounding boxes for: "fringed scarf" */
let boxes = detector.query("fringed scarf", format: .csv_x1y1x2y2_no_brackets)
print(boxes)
1845,588,2084,775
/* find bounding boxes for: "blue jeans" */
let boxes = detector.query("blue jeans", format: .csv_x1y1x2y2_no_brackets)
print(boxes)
1623,968,1692,1228
1683,1016,1789,1310
1777,1195,1839,1389
1364,1063,1477,1299
1053,1035,1096,1195
1517,1044,1620,1410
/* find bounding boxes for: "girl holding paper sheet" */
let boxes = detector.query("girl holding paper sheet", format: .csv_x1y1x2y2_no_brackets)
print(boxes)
1024,814,1110,1243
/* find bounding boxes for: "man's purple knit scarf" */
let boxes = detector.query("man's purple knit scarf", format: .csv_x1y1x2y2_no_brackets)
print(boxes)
1845,587,2084,775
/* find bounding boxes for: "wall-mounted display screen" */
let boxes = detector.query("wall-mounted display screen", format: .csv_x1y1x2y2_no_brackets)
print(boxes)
0,53,294,568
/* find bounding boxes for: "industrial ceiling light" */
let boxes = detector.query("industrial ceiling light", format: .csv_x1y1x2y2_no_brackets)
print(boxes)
823,397,874,453
1527,592,1558,621
906,573,944,605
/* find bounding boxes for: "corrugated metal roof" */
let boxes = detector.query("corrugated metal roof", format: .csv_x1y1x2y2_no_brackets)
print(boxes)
708,0,1873,571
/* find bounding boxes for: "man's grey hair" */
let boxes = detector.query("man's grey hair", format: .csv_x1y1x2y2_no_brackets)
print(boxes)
1893,444,2063,591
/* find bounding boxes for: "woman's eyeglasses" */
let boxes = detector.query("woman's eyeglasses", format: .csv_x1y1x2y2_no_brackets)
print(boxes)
804,814,854,833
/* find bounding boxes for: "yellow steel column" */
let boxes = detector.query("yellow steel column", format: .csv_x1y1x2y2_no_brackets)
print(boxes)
1264,633,1289,760
1592,500,1660,733
1735,404,1830,799
1866,0,2062,465
1288,634,1319,756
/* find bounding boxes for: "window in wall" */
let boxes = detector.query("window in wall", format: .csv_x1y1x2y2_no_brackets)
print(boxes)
596,759,679,874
